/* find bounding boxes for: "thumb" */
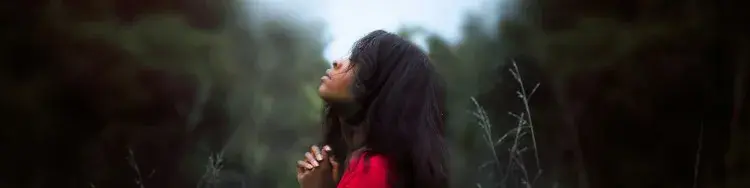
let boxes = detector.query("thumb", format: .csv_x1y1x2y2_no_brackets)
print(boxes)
329,156,340,168
330,156,340,181
319,145,333,168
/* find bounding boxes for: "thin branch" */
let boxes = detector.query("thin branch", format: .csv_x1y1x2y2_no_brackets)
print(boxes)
198,152,225,188
470,97,505,182
692,123,704,188
528,83,541,101
127,148,146,188
510,60,542,172
471,60,544,188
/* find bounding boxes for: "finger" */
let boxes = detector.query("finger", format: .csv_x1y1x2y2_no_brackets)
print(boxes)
305,152,319,167
318,154,333,170
322,145,332,156
296,167,308,181
329,156,339,168
297,160,313,170
318,145,334,169
297,163,306,174
331,156,340,182
311,145,323,161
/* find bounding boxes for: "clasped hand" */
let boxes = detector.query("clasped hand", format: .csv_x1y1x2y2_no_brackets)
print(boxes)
296,145,340,188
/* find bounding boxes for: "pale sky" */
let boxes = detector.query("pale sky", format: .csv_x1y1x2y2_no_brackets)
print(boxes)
254,0,494,62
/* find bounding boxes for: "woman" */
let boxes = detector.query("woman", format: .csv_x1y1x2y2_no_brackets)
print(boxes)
295,30,448,188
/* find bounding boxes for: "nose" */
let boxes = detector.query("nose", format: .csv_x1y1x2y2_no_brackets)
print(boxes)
332,61,340,69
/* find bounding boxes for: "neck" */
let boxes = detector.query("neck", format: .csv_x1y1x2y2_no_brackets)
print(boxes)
351,127,366,150
327,100,364,124
339,118,365,149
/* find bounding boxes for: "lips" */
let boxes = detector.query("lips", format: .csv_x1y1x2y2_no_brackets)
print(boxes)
321,69,332,81
323,71,332,79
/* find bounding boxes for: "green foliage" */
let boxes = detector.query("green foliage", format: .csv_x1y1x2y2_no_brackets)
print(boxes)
5,0,745,187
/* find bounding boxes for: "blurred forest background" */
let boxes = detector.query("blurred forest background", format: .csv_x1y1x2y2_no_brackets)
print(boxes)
1,0,749,188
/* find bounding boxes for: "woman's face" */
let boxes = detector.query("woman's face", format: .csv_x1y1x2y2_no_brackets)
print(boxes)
318,58,355,101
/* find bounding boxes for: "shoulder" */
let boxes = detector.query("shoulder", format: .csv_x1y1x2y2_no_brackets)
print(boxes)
364,153,389,171
341,152,389,188
346,150,388,170
349,152,388,175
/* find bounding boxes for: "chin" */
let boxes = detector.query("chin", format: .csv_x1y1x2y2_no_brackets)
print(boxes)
318,93,341,103
318,87,332,100
317,85,326,95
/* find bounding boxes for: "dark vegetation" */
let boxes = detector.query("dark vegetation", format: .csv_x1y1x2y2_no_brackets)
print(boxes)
0,0,748,187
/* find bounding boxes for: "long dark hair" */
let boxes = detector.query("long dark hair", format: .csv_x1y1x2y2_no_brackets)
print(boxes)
322,30,448,188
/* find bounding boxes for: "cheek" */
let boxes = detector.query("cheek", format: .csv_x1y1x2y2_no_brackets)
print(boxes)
330,71,352,88
331,77,355,98
319,69,356,101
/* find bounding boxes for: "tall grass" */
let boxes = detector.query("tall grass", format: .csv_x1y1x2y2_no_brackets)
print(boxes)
98,61,545,188
90,149,225,188
126,148,146,188
472,61,542,188
197,152,225,188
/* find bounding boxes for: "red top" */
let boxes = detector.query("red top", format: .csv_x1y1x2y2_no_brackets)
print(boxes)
337,152,389,188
